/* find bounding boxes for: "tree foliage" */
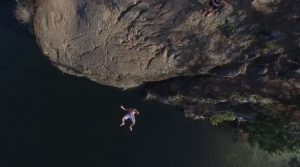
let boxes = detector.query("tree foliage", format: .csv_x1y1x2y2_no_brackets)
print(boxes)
244,115,300,154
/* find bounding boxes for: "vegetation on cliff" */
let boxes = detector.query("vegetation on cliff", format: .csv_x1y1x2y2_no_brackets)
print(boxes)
209,112,236,126
243,115,300,154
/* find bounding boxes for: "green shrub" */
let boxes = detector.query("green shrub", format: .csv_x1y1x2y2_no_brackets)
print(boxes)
244,116,300,154
210,112,236,126
222,18,237,37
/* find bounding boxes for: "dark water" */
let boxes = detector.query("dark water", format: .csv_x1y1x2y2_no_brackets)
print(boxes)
0,1,291,167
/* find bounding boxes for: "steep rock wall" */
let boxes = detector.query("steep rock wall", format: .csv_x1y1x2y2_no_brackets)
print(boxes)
28,0,300,119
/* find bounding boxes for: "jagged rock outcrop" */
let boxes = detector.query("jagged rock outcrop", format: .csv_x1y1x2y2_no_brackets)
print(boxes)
35,0,216,88
140,0,300,122
31,0,286,88
32,0,299,89
29,0,300,118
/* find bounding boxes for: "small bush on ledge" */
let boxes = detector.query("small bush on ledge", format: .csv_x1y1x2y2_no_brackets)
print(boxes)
210,112,236,126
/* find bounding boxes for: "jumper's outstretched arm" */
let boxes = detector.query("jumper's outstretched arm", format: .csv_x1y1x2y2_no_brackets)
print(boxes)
121,105,138,113
120,105,128,111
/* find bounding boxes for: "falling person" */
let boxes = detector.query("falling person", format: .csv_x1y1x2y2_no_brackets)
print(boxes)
120,105,140,131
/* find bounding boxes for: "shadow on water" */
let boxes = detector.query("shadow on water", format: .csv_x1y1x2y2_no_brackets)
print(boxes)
0,1,297,167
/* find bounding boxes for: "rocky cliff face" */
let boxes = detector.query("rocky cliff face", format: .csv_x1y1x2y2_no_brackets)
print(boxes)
35,0,217,88
15,0,300,153
21,0,300,120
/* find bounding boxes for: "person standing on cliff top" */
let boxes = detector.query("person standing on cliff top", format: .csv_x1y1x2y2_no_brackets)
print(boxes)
120,105,140,131
202,0,229,17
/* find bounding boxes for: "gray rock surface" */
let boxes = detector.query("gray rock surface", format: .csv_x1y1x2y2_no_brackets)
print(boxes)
33,0,244,88
33,0,299,86
29,0,300,120
33,0,300,88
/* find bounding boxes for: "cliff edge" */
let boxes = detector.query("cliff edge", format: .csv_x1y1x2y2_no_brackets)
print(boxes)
16,0,300,153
